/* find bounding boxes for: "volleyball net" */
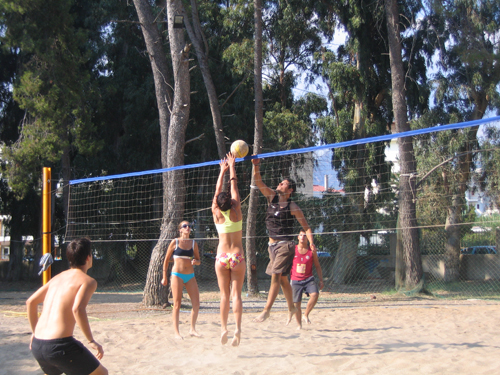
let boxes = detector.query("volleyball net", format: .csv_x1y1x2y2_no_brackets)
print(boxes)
65,116,500,301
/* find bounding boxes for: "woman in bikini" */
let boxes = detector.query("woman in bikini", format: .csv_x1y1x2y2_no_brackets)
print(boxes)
211,152,246,346
161,221,201,339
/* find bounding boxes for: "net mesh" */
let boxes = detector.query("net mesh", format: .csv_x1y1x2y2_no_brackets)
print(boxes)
64,118,500,301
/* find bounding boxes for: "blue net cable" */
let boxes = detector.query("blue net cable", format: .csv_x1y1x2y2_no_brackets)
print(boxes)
70,116,500,185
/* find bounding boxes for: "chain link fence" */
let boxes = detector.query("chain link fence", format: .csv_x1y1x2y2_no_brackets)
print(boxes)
5,226,498,303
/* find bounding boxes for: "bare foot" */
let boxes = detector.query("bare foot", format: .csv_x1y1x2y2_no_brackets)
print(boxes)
221,330,228,345
189,329,202,338
286,307,298,325
252,311,270,323
174,333,183,340
296,324,302,330
231,330,241,347
302,315,311,324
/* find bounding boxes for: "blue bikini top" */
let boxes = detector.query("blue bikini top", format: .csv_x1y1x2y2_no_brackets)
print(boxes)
173,239,194,259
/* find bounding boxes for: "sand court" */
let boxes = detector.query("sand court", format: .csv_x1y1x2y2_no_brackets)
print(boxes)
1,291,499,374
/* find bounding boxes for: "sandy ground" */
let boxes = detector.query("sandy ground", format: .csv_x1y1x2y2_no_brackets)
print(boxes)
1,291,500,375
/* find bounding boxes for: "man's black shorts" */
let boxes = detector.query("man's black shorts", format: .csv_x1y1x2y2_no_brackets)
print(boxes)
31,336,100,375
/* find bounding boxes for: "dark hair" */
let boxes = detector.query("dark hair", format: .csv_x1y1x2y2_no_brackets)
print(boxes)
66,237,92,268
217,192,232,211
216,178,232,211
285,178,296,195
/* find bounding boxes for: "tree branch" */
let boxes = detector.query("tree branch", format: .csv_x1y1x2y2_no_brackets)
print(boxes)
185,133,205,145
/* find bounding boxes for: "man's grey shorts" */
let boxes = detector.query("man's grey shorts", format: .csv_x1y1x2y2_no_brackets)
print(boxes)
291,276,319,303
265,241,295,276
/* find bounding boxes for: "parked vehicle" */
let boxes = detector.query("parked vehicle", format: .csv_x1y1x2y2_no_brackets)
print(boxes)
460,246,497,255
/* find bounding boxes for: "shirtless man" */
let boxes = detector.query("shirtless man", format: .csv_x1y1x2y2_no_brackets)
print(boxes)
26,237,108,375
251,158,316,323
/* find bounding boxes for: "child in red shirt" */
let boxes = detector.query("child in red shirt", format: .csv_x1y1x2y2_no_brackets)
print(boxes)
289,230,324,329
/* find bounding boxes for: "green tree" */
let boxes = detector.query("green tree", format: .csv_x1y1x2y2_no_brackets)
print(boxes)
313,0,430,284
479,127,500,211
421,0,500,281
133,0,193,306
80,0,162,175
263,0,333,108
1,0,104,217
314,0,393,284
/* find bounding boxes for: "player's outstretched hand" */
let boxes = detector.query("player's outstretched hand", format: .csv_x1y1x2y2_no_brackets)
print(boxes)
226,152,236,167
219,158,229,173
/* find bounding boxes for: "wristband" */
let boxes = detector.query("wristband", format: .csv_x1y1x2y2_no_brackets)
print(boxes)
89,339,95,344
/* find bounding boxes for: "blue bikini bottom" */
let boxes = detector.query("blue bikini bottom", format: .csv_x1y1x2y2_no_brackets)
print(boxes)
172,272,195,283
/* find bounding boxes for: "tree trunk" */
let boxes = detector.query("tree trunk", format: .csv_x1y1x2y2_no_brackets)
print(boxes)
6,197,30,281
395,216,405,288
132,0,172,170
385,0,422,289
6,234,24,281
442,96,483,282
143,228,170,306
137,0,191,306
183,0,227,158
245,0,264,296
332,233,358,283
444,194,462,281
279,47,286,108
61,144,71,219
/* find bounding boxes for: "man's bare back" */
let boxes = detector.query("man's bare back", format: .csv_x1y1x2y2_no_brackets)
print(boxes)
27,238,108,375
33,269,97,339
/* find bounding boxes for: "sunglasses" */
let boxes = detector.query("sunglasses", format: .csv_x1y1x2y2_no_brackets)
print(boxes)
181,224,192,229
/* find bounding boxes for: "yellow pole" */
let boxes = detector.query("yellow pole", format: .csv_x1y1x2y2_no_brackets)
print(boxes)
42,167,52,284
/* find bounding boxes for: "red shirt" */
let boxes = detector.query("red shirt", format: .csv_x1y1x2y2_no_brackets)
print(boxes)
290,246,314,281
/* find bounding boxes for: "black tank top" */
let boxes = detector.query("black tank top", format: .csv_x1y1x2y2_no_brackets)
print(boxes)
265,195,295,241
173,239,194,259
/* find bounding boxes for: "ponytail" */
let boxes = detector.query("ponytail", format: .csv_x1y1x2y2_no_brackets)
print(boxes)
216,180,232,211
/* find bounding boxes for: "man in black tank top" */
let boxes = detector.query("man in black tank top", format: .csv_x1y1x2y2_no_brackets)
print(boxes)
250,157,316,324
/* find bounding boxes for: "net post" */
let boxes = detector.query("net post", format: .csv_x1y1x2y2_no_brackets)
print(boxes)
42,167,52,285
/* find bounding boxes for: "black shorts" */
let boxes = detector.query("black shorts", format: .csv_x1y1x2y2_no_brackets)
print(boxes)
265,241,295,276
31,336,100,375
291,276,319,303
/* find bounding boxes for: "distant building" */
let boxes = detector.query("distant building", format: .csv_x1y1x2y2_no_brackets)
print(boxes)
312,185,345,196
465,187,499,216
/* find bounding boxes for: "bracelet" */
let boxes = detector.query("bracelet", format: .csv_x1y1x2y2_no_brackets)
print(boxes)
230,177,238,181
88,339,95,344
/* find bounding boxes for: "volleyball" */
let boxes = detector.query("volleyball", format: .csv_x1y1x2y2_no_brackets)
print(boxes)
230,140,249,158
